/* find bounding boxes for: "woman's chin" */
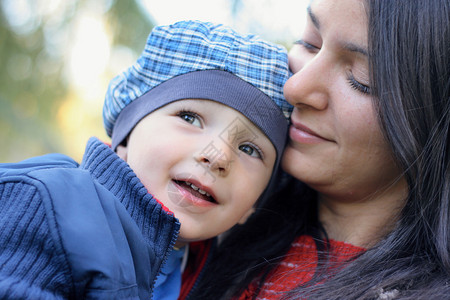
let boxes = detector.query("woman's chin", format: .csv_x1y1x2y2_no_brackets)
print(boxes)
281,145,305,178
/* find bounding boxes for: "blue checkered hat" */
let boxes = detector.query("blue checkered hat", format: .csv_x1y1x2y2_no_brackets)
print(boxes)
103,20,292,165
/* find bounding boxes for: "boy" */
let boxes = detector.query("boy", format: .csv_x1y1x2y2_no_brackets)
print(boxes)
0,20,291,299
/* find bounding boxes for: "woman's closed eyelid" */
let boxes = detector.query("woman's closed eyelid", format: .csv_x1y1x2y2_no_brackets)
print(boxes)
293,39,371,95
295,39,320,51
347,73,371,95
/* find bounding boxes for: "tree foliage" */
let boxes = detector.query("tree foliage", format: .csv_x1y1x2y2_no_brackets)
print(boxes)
0,0,154,162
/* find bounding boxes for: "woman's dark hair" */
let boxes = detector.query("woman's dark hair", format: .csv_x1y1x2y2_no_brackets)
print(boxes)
190,0,450,299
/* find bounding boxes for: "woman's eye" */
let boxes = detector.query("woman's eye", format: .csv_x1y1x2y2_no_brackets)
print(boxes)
295,39,320,52
239,144,262,159
348,74,371,95
178,111,202,127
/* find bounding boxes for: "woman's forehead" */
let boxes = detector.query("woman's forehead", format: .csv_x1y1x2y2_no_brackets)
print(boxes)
309,0,368,45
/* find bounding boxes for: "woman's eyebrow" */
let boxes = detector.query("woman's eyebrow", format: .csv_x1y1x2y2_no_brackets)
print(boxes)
342,42,368,56
307,5,321,29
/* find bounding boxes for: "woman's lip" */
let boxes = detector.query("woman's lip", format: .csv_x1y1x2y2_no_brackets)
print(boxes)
289,120,332,144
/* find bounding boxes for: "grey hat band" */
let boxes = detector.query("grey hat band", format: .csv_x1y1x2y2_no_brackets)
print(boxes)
112,69,289,163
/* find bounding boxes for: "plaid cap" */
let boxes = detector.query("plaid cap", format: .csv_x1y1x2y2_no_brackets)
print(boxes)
103,20,292,168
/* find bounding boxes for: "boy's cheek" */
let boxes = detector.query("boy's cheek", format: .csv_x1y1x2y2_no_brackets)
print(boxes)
116,145,128,161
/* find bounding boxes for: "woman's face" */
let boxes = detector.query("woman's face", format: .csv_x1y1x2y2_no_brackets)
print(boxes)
282,0,404,202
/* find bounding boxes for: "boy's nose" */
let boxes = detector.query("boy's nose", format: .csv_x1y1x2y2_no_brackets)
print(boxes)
194,140,233,177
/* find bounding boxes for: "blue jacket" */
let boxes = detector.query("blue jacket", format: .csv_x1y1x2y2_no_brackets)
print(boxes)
0,137,180,299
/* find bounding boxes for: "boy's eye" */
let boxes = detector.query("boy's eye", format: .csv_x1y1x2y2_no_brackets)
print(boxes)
239,144,262,159
178,111,202,128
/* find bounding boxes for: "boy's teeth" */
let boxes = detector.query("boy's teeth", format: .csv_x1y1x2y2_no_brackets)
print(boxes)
187,182,211,197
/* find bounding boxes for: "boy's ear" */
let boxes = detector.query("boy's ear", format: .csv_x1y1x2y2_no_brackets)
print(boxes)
238,207,255,225
116,145,128,161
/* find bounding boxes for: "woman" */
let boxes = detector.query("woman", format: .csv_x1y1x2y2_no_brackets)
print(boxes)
185,0,450,299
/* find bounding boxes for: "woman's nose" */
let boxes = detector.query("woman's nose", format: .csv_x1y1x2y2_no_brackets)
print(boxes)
284,50,330,111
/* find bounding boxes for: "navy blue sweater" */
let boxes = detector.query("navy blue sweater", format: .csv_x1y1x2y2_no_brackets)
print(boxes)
0,137,180,299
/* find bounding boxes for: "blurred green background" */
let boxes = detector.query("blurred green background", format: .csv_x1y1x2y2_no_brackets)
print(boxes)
0,0,155,162
0,0,306,163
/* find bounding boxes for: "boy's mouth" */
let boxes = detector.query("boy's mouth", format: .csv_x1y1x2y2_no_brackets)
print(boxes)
173,180,218,204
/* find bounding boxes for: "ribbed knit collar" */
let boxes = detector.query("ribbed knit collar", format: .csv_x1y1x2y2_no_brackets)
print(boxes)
79,137,180,248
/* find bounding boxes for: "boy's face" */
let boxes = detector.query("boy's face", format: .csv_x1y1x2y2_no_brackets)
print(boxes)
117,99,276,247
